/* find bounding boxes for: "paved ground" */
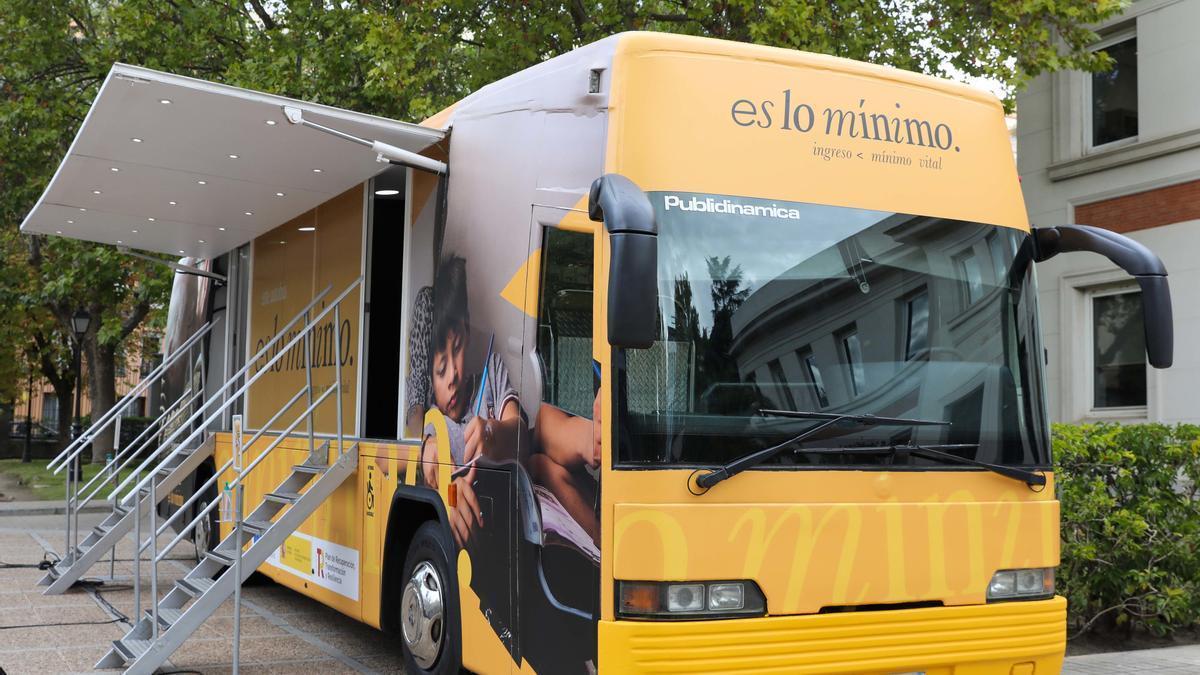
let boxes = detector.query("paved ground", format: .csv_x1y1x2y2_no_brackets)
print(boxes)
0,508,405,675
1063,645,1200,673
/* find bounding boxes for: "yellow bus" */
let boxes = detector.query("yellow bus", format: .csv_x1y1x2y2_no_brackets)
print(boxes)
26,31,1174,675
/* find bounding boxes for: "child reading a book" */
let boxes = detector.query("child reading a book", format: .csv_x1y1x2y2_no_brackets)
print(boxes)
420,255,524,547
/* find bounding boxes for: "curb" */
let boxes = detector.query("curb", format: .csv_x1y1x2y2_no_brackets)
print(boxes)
0,503,112,517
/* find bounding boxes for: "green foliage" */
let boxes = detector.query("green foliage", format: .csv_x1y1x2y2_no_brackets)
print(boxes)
426,0,1128,111
1055,422,1200,638
0,1,1132,444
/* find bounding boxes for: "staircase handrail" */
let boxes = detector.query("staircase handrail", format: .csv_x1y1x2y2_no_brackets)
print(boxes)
78,384,204,504
49,319,214,474
112,279,357,504
73,385,197,508
155,385,337,562
146,386,310,550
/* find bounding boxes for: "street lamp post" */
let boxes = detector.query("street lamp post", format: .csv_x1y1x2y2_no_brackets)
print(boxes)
70,308,91,480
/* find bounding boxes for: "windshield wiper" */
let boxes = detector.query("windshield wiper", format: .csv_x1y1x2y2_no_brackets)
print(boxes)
692,409,949,492
900,443,1046,488
783,442,1045,489
782,442,1044,488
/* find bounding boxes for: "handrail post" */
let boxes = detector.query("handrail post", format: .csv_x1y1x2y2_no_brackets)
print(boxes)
72,450,80,559
334,304,343,458
232,415,244,675
304,310,315,460
63,455,72,563
150,475,158,640
133,467,141,625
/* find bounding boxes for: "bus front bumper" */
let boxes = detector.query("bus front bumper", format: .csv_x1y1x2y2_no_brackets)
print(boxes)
599,596,1065,674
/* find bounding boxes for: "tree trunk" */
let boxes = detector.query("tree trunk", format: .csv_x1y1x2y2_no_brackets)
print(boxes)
88,343,119,464
54,387,73,453
0,400,14,460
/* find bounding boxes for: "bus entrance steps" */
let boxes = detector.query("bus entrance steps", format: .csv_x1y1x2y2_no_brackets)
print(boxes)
96,444,359,675
38,437,215,595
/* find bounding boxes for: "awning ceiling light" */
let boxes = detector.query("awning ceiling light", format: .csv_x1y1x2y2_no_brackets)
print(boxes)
21,63,445,259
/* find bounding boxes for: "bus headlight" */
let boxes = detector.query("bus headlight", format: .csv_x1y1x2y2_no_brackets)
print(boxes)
987,568,1055,601
618,580,766,619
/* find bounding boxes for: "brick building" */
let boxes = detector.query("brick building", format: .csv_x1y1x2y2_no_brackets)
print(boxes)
1017,0,1200,424
15,329,159,435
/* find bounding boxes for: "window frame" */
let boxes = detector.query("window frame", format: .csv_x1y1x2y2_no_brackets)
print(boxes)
1059,268,1158,422
903,288,930,361
796,347,829,409
1085,28,1139,154
1087,285,1148,413
955,248,985,307
837,326,866,398
534,225,596,418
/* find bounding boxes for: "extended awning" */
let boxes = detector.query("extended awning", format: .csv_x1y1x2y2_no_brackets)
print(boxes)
20,63,445,259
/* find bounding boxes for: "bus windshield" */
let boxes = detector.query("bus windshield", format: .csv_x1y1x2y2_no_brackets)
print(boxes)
615,191,1051,470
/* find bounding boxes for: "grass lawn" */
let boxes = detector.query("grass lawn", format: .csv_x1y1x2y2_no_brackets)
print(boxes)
0,458,133,501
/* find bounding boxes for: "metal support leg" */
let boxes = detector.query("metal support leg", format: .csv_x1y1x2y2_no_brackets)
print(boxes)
133,471,141,621
150,477,158,640
72,452,80,561
232,484,243,675
63,458,72,564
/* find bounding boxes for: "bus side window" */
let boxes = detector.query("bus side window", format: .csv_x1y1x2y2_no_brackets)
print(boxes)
536,228,595,415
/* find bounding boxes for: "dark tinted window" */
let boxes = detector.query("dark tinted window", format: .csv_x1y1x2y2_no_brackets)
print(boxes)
616,192,1051,469
1093,291,1145,408
536,228,594,417
1092,37,1138,146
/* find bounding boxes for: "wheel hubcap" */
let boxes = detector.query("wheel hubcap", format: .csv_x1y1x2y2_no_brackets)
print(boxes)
401,560,444,669
194,510,211,559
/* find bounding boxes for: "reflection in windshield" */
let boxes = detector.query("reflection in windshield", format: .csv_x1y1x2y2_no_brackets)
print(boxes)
616,192,1050,469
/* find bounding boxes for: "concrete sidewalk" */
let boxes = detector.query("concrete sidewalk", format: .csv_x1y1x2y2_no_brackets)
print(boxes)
1065,644,1200,673
0,499,114,517
1,510,405,674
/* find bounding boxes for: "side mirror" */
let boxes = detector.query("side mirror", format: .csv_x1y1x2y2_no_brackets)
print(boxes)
588,174,658,349
1033,224,1173,368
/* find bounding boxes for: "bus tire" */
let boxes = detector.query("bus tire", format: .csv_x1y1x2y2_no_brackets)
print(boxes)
192,471,220,564
399,520,461,675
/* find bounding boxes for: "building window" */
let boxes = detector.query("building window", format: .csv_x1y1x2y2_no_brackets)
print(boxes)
766,358,797,411
1092,290,1146,408
799,350,829,408
1091,34,1137,148
987,233,1008,285
41,394,59,430
904,290,929,360
839,327,866,396
957,250,985,305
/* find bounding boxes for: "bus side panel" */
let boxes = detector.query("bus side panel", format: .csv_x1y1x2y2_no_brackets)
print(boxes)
215,433,364,622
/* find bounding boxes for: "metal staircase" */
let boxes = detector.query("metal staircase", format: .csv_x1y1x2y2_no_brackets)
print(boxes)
40,319,215,593
79,276,362,674
40,435,215,594
96,440,358,674
39,277,362,610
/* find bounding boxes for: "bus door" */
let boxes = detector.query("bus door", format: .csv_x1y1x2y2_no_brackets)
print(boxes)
512,205,601,673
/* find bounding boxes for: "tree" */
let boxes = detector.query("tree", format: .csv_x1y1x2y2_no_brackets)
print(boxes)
0,0,1127,462
420,0,1128,110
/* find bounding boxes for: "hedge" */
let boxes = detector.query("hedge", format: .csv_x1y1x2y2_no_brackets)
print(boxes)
1055,422,1200,637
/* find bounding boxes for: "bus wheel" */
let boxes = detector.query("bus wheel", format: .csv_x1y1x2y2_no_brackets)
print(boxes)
400,521,459,674
192,479,219,564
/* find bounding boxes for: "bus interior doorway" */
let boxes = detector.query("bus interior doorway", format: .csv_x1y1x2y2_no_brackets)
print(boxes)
363,166,406,438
